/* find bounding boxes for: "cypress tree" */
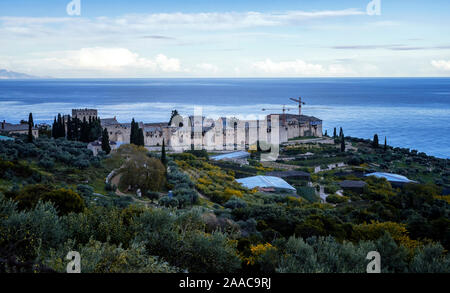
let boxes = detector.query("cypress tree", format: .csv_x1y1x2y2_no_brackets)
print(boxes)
52,113,66,139
62,118,66,138
80,117,88,142
169,110,179,125
384,136,387,152
130,118,136,145
161,139,167,165
373,134,379,148
74,117,80,141
94,118,102,141
87,117,101,142
137,128,145,146
101,128,111,154
27,113,34,142
333,127,337,138
339,127,343,138
57,114,62,138
324,130,328,137
52,117,57,138
66,116,72,140
341,136,345,152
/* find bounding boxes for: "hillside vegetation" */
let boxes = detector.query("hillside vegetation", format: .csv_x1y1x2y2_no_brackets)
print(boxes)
0,134,449,273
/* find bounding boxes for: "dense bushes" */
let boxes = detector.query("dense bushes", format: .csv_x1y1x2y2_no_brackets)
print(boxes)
296,186,319,202
120,156,166,193
5,184,85,215
0,197,66,267
174,157,249,204
0,194,242,273
244,233,450,273
326,194,349,204
165,160,199,208
1,135,450,273
45,239,178,273
184,149,209,159
132,207,241,273
1,188,449,273
0,158,36,181
0,137,97,170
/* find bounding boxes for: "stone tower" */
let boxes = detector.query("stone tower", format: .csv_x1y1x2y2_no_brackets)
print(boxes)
72,108,98,121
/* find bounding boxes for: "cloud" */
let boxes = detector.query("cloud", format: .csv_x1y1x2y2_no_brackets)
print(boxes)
332,44,403,50
431,60,450,71
368,21,401,27
196,63,219,73
77,47,140,68
252,59,352,76
0,9,364,36
46,47,181,72
154,54,181,72
332,44,450,51
140,35,175,40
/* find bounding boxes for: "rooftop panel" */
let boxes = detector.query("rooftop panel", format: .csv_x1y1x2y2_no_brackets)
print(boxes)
365,172,416,183
211,151,250,161
236,175,296,191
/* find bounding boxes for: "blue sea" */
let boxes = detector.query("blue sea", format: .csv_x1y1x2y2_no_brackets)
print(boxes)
0,78,449,158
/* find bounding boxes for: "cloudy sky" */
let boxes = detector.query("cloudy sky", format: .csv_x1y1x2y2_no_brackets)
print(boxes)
0,0,450,78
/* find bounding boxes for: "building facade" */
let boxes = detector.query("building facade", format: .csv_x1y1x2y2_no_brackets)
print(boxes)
99,111,323,152
1,120,39,138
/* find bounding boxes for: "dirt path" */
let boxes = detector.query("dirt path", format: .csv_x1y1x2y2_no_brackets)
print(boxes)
109,170,151,205
110,172,126,196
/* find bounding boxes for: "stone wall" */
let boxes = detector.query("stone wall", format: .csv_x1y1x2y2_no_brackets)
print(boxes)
101,114,322,151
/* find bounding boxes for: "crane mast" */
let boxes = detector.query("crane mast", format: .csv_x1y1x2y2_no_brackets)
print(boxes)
290,97,306,116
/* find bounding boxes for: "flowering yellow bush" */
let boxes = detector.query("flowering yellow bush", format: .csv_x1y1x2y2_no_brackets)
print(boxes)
244,243,277,265
224,188,243,198
286,196,304,206
198,177,213,185
434,195,450,204
355,221,420,253
174,158,250,204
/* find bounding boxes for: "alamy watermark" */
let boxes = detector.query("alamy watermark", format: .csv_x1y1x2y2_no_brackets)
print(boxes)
366,251,381,273
168,107,281,162
367,0,382,16
66,251,81,273
67,0,81,16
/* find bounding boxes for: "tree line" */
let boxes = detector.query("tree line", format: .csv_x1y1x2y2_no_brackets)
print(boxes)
51,114,102,143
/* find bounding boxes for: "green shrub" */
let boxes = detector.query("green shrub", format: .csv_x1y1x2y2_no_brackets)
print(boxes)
11,185,85,215
44,239,179,273
159,196,179,208
326,194,349,204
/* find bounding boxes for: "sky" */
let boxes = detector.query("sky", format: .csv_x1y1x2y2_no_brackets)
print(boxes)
0,0,450,78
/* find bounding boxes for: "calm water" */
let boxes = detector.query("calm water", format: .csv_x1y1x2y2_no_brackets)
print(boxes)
0,78,449,158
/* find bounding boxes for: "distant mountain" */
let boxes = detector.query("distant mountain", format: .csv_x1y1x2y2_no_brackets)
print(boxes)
0,69,41,79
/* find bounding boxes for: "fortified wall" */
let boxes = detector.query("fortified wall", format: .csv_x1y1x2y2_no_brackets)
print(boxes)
97,112,323,152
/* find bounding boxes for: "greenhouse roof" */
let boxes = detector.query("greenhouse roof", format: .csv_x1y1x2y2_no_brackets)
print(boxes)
236,175,296,191
211,151,250,161
365,172,416,183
